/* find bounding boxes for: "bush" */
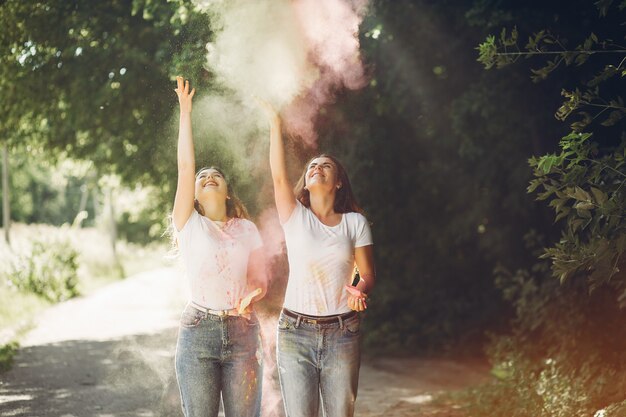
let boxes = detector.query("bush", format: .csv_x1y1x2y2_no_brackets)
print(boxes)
6,237,80,302
463,263,626,417
117,208,168,245
0,341,19,373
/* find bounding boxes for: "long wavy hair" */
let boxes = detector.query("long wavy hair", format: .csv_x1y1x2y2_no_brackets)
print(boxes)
293,154,363,214
194,166,249,220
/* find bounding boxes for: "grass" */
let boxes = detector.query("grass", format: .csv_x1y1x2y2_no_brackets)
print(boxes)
0,289,50,336
0,223,170,370
0,341,19,372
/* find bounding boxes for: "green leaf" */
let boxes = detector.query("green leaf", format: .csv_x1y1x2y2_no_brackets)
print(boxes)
571,218,585,232
574,201,595,210
600,110,625,127
555,207,571,222
590,187,608,205
572,186,592,201
527,178,543,193
576,208,592,218
575,53,590,66
477,35,499,69
537,154,560,174
595,0,614,16
549,198,568,211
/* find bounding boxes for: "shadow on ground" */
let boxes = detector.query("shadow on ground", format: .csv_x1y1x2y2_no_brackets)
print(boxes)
0,328,183,417
0,267,489,417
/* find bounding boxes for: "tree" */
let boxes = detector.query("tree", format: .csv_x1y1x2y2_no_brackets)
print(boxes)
477,0,626,309
466,1,626,415
0,0,217,243
311,0,565,351
1,144,9,244
0,0,214,192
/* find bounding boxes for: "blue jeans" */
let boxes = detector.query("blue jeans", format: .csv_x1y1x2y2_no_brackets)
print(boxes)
175,304,262,417
276,310,361,417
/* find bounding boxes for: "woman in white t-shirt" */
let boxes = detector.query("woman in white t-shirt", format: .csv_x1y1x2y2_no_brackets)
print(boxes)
172,77,266,417
259,100,376,417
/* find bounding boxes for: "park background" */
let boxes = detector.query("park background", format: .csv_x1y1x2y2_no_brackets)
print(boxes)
1,0,625,416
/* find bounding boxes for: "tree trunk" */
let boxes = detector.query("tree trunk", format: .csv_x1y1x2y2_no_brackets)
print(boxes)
106,187,117,257
2,144,10,246
72,183,89,227
92,186,99,219
106,187,124,278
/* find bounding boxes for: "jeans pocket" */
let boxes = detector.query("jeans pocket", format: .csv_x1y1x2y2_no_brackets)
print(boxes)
277,314,292,331
243,315,260,327
344,318,360,335
180,307,203,328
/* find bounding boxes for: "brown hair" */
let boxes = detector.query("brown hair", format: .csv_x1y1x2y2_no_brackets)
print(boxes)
293,154,363,214
166,166,250,255
194,166,249,219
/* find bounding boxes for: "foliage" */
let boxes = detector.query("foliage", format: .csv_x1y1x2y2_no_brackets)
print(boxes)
477,26,626,132
316,0,562,351
529,132,626,294
476,0,626,314
465,263,626,417
5,237,80,302
0,0,213,186
0,0,266,246
117,203,169,245
1,146,97,226
4,0,624,365
0,341,19,373
468,1,626,415
0,223,169,330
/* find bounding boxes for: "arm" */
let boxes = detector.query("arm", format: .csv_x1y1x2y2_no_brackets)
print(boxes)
172,76,196,231
257,99,296,223
354,245,375,294
347,245,375,312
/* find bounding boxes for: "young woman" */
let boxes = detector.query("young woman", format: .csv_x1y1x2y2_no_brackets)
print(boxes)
259,100,376,417
172,77,265,417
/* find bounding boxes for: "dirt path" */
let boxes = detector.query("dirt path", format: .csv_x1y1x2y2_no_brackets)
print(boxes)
0,268,488,417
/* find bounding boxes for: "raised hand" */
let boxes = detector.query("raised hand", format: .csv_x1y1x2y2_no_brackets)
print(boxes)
254,95,279,122
175,76,196,114
171,76,196,231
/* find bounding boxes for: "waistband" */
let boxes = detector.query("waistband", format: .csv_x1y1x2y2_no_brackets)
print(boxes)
282,308,357,325
190,301,241,317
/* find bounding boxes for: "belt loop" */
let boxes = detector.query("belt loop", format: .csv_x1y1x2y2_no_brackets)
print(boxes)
295,315,301,328
338,315,344,329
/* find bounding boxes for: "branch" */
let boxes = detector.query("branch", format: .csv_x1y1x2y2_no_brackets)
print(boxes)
492,50,626,57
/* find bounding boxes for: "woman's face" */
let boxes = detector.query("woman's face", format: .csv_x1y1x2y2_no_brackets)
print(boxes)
195,168,228,200
305,157,342,192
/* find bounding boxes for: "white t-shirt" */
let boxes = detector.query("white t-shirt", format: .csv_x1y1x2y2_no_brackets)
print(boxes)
282,201,373,316
175,210,262,310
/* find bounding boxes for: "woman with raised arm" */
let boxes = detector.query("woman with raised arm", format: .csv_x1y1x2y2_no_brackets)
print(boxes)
172,76,265,417
259,100,376,417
